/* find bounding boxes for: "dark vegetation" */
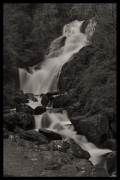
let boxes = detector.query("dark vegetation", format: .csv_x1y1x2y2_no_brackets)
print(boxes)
57,3,116,143
3,3,116,177
3,2,116,142
3,3,116,86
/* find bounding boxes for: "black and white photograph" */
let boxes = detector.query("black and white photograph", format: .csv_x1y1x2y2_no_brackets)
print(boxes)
3,3,116,177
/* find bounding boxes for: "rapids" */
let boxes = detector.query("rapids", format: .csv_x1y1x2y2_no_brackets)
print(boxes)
19,19,112,171
34,109,112,166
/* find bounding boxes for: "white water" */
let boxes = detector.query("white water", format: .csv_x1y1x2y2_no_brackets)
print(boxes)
34,110,112,165
19,19,112,168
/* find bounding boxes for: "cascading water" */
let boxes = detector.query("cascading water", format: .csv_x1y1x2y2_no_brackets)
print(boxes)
34,109,112,166
19,19,112,172
19,19,95,95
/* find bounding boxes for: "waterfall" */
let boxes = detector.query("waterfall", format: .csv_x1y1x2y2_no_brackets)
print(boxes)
34,110,112,166
18,19,112,168
19,19,96,95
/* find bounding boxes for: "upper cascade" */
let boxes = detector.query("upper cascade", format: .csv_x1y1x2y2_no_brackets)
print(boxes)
19,19,97,95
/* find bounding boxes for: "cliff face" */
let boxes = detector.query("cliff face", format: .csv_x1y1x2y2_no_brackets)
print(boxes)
58,45,116,141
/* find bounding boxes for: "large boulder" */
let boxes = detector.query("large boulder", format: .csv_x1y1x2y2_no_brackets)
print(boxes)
53,95,68,108
70,116,86,130
76,114,109,145
19,130,48,145
38,128,62,141
34,106,46,115
25,93,38,102
41,96,49,107
53,95,76,108
48,36,66,54
52,138,90,159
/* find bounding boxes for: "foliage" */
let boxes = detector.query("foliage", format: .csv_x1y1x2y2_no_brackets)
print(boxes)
3,3,116,85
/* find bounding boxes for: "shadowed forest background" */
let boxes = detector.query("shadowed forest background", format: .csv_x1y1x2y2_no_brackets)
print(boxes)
3,3,116,86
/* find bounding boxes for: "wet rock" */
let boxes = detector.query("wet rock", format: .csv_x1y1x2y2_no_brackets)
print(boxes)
16,104,34,115
53,95,76,108
52,138,90,159
70,116,85,130
34,106,46,115
19,130,48,145
46,91,60,97
53,95,69,108
3,112,19,131
52,140,70,152
67,138,90,159
76,114,109,145
38,128,62,141
26,93,38,102
48,36,66,54
24,67,33,74
104,139,117,151
104,151,117,176
3,127,9,139
41,95,49,107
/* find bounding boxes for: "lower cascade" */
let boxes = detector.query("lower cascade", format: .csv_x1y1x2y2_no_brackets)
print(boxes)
34,109,112,166
19,19,113,171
